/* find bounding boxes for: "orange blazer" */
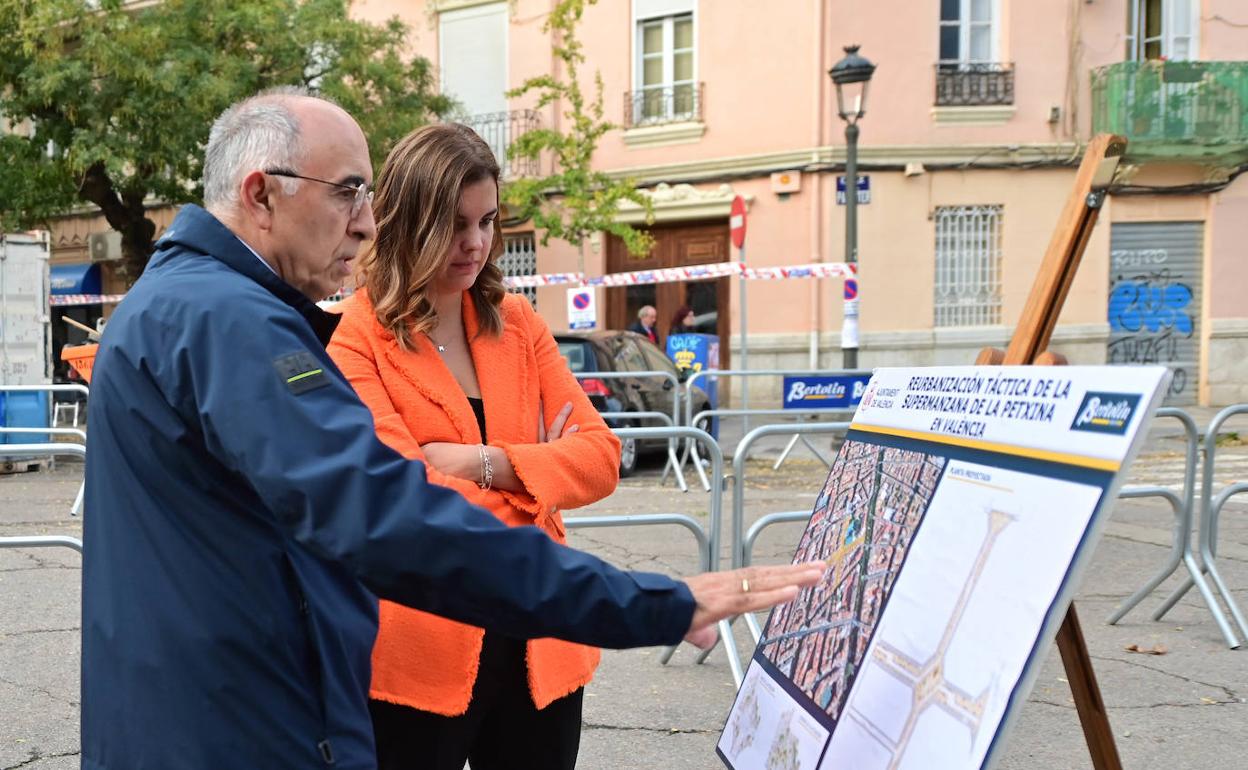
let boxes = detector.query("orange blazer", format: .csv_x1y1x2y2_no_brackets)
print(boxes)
327,289,619,715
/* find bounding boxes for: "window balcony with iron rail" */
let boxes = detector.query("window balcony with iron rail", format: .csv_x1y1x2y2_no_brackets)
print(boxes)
461,109,541,178
620,83,705,148
624,82,704,127
1091,61,1248,165
934,63,1015,107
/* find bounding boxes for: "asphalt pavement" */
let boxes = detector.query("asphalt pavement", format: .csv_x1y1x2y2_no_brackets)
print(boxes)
1,412,1246,769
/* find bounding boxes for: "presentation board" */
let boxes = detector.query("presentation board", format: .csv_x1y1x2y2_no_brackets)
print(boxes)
718,365,1169,770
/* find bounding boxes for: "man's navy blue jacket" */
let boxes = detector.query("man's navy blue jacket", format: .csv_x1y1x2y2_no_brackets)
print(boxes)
81,205,695,769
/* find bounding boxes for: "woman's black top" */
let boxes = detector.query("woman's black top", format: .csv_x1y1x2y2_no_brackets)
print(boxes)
467,396,487,443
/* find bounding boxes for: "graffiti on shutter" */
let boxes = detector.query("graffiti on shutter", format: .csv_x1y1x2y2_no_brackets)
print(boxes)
1107,222,1202,405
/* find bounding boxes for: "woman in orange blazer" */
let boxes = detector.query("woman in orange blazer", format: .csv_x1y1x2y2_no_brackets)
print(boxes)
328,124,619,770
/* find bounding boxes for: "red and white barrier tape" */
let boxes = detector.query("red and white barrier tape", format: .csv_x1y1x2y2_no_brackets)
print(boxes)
504,261,854,289
50,294,127,306
49,262,855,302
504,272,584,288
740,262,856,280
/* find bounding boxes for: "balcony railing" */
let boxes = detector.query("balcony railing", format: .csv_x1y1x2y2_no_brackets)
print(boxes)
461,109,541,178
1091,61,1248,163
623,83,704,128
934,63,1015,106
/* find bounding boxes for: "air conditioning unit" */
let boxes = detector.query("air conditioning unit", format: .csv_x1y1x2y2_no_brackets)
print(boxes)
89,231,123,262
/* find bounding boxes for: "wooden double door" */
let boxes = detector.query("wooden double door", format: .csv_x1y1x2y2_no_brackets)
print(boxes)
605,220,732,369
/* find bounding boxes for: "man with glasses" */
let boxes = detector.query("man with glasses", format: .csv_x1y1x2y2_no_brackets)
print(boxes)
81,86,823,769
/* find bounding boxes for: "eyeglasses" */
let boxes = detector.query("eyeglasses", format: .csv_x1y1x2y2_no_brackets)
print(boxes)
264,169,374,220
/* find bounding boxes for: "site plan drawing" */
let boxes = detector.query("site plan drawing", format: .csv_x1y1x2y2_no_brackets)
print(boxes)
718,365,1169,770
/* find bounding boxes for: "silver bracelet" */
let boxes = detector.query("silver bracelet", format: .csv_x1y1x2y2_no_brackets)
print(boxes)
477,444,493,491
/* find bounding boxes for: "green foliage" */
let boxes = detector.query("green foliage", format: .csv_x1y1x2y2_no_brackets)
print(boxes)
502,0,653,259
1215,431,1243,448
0,0,450,281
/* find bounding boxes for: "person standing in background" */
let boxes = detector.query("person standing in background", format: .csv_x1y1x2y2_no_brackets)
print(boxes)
669,305,696,335
627,304,659,346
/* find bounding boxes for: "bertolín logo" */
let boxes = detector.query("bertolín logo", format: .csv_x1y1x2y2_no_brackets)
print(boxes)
1070,392,1140,435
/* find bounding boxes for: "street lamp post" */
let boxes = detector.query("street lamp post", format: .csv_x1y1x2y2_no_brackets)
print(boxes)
829,45,875,370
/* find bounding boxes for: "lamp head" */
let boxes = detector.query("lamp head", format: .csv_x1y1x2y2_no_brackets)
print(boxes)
829,45,876,123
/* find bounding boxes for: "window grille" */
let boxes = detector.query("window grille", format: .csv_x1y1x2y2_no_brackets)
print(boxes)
499,233,537,306
934,205,1003,327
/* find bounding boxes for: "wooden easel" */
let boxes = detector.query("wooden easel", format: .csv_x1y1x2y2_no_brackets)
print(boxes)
974,133,1127,769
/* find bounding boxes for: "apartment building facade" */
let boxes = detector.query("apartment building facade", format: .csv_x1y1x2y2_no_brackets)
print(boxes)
36,1,1246,404
354,0,1248,405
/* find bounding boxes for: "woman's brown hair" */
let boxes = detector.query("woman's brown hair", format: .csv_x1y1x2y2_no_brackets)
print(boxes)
359,123,506,349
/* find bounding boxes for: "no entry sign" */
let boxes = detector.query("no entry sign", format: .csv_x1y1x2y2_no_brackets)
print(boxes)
730,195,747,249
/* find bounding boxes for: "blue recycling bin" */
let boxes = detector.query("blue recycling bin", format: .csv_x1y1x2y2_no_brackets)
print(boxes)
0,391,51,445
666,333,719,439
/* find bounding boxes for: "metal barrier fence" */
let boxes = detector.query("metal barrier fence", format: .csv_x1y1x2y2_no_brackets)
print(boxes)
688,408,855,476
0,384,90,448
562,425,744,681
0,383,90,401
680,369,869,490
3,397,1240,697
707,406,1248,652
1105,408,1243,648
732,423,850,646
572,370,688,491
0,443,87,516
0,535,83,554
742,511,812,643
598,410,682,490
0,426,87,442
1154,404,1248,645
0,428,88,516
692,421,851,673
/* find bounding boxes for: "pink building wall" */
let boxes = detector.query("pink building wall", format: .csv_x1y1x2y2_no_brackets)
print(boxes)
351,0,1245,401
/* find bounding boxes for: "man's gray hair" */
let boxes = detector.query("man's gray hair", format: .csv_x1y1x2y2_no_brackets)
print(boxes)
202,86,322,211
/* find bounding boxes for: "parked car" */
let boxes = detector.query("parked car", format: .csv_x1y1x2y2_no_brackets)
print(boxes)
555,329,710,476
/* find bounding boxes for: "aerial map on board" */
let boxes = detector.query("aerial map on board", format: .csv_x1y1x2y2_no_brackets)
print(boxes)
718,365,1169,770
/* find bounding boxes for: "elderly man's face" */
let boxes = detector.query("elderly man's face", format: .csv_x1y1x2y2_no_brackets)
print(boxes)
641,307,657,326
268,100,376,300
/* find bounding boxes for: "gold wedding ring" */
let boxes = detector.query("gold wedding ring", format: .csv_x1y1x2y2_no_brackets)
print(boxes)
742,578,750,593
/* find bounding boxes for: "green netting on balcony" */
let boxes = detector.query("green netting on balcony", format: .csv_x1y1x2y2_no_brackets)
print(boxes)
1091,61,1248,164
